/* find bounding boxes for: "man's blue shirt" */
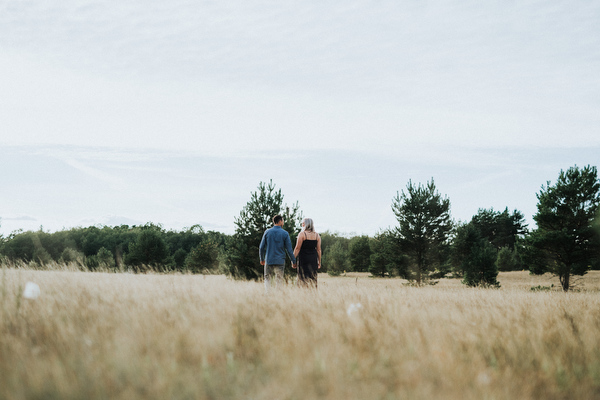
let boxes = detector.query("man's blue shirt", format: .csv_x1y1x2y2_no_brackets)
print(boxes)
259,225,296,265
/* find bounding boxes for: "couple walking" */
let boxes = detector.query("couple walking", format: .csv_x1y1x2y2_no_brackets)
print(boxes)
259,215,321,292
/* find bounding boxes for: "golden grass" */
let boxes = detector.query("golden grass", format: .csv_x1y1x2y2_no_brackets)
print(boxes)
2,266,600,400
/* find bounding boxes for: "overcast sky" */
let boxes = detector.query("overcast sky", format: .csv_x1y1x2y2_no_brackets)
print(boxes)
1,1,599,236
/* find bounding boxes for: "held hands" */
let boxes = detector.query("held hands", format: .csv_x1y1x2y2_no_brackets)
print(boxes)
289,261,322,269
260,260,265,266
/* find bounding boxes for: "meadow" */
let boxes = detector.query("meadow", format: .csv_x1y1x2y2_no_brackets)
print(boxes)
2,265,600,400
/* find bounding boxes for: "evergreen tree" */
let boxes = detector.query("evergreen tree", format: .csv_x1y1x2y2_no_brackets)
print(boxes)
451,223,483,277
349,235,371,272
185,241,219,273
173,248,188,269
1,231,36,261
226,180,301,280
462,239,500,287
125,226,170,270
319,232,349,275
528,165,600,291
60,247,85,265
368,230,407,277
496,246,520,271
324,240,349,276
471,207,528,250
164,225,206,256
392,179,452,284
96,247,116,269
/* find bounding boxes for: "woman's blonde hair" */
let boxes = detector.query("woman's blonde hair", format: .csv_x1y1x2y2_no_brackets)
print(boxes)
302,218,315,232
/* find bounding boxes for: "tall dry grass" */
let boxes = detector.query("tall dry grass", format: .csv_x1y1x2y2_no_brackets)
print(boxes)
2,265,600,400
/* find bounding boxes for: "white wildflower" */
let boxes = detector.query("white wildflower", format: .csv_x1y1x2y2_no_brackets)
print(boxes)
23,282,41,299
477,371,491,385
346,302,362,317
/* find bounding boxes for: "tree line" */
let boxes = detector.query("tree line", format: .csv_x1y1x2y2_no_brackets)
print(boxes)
1,165,599,291
0,222,229,273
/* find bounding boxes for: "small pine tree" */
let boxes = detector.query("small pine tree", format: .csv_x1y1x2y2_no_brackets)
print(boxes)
226,180,301,280
96,247,116,269
173,248,188,269
392,179,452,285
369,235,389,277
451,223,482,277
60,248,85,265
32,247,53,266
462,240,500,288
125,229,169,270
349,235,371,272
496,246,517,271
324,241,349,276
185,241,219,273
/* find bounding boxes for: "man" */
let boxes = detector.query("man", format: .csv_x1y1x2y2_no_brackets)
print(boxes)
259,214,297,293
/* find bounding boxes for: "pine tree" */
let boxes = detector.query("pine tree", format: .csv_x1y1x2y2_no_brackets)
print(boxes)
462,240,500,288
226,180,301,280
528,165,600,291
392,179,452,284
349,235,371,272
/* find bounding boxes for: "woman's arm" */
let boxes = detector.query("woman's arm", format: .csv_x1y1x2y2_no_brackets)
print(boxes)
316,233,322,269
293,232,304,258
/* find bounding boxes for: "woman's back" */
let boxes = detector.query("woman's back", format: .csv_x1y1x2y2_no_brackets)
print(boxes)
300,232,318,253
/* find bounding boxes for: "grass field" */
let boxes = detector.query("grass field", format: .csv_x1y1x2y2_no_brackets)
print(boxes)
2,266,600,399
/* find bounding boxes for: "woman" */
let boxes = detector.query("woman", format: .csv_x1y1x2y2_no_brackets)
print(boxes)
293,218,322,287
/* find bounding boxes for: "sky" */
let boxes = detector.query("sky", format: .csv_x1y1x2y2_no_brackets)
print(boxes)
1,0,599,236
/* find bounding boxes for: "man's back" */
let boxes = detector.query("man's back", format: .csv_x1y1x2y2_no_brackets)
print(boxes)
259,225,295,265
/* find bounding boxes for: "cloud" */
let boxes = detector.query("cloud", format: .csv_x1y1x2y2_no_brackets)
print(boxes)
59,157,127,188
3,215,38,221
77,215,143,228
2,143,599,236
3,1,598,85
1,0,599,153
1,1,600,237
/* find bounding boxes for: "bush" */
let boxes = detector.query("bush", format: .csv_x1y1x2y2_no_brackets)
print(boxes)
324,241,349,276
60,248,85,265
125,229,169,269
462,240,500,288
173,248,188,269
32,247,53,266
185,242,219,273
496,246,518,271
349,235,371,272
97,247,116,270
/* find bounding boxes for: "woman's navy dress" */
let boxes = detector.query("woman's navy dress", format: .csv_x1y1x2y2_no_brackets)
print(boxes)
298,232,318,287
